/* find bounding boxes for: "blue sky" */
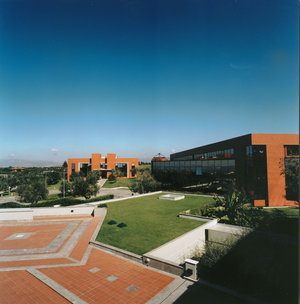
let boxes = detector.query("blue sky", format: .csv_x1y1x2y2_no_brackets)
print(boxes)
0,0,298,163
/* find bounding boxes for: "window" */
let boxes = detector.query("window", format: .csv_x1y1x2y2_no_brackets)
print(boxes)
285,145,299,157
71,163,75,173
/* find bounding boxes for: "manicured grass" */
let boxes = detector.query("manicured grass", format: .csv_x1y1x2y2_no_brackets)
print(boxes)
47,181,61,191
102,178,138,188
96,193,214,255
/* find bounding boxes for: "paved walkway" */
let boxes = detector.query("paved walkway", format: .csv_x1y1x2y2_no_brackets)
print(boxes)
0,215,181,303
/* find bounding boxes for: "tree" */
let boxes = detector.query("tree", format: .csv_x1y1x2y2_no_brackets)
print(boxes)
0,177,8,192
17,180,48,204
59,180,72,196
280,158,299,202
130,167,137,177
71,172,100,199
46,171,61,185
129,171,161,194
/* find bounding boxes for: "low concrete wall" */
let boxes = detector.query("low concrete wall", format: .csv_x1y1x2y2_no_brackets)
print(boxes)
0,206,94,221
142,254,184,276
90,240,142,264
146,219,218,264
32,206,94,217
205,223,253,245
0,208,33,221
179,214,214,222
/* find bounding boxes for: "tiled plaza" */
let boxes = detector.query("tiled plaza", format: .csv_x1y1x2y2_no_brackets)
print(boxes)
0,215,177,303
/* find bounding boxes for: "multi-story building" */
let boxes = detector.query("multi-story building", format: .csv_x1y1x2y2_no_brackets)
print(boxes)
152,134,299,207
67,153,139,180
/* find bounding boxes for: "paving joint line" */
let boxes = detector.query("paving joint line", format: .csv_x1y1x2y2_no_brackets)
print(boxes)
27,268,88,304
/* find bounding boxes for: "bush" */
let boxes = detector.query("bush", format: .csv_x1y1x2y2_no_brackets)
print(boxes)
129,171,161,194
108,220,117,225
17,180,48,204
0,202,26,208
117,222,127,228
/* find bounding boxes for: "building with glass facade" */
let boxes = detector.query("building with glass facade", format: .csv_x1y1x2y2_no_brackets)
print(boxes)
152,134,299,207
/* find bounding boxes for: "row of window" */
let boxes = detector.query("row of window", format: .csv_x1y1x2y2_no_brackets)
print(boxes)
153,159,235,174
173,148,235,161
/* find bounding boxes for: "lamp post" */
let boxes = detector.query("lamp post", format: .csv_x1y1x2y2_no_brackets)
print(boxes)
63,168,66,198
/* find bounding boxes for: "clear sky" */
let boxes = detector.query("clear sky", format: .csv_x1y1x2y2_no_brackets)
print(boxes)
0,0,298,163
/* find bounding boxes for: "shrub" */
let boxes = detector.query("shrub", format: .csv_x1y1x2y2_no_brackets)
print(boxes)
117,222,127,228
108,220,117,225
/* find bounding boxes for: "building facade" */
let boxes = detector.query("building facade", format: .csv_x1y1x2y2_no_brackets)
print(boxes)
67,153,139,180
152,134,299,207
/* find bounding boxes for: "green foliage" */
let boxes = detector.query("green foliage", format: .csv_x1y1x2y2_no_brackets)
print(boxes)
46,171,61,185
117,222,127,228
281,157,299,202
196,233,298,303
0,177,8,192
59,180,72,195
108,220,117,225
0,202,26,208
130,167,137,177
71,172,100,199
17,180,48,204
129,171,161,194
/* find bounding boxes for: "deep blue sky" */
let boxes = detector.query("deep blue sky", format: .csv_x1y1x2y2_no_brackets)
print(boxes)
0,0,298,162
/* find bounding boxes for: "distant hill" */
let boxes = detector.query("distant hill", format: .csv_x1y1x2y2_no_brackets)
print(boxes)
0,159,62,168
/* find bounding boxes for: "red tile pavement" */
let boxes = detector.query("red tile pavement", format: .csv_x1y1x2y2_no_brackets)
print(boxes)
0,271,70,304
0,223,68,250
0,258,75,269
69,216,101,261
41,248,174,304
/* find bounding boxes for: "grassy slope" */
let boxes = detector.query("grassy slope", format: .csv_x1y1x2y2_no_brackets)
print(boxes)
97,193,214,255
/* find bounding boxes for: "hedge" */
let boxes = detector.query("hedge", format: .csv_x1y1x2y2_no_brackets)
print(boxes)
0,194,114,208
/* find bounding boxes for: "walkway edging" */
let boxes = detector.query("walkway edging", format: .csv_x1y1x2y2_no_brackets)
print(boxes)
27,268,88,304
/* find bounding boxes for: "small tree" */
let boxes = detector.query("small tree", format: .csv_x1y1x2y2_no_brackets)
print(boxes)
71,172,99,199
130,167,137,177
17,180,48,204
280,158,299,202
46,171,61,185
59,180,72,196
129,171,161,194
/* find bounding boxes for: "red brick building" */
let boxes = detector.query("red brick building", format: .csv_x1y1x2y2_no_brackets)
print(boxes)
67,153,138,180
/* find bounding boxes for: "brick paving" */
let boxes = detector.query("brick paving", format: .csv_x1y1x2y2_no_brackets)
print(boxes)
0,223,68,250
0,271,69,304
41,248,174,304
0,215,177,304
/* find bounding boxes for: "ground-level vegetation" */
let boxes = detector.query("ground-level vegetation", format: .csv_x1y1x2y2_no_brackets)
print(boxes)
0,194,114,208
102,178,138,188
195,230,297,304
96,193,214,255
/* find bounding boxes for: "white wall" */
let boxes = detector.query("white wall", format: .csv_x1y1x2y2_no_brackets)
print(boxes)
0,209,33,221
0,206,94,221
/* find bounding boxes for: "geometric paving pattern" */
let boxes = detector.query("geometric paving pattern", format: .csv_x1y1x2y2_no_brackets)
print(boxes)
0,215,175,303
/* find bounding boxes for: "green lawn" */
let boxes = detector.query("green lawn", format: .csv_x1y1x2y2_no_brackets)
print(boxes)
102,178,138,188
96,193,214,255
47,181,62,191
264,207,299,218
